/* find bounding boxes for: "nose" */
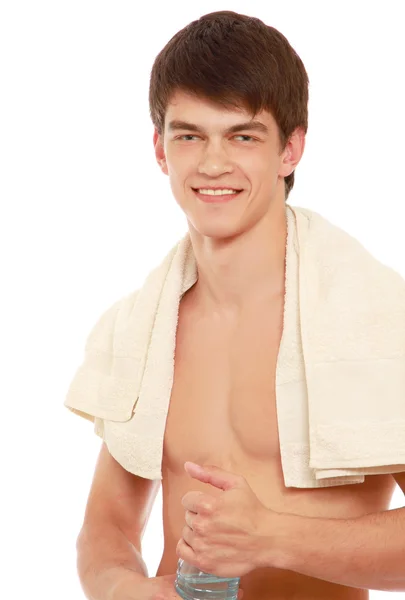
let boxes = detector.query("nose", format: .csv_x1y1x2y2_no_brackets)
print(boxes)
197,142,233,178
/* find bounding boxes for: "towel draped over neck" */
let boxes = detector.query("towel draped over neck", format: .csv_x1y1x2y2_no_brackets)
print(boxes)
64,205,405,488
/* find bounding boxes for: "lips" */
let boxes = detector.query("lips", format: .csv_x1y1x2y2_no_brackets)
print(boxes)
192,188,243,203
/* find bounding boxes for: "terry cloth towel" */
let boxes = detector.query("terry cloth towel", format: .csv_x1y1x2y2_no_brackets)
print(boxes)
64,204,405,488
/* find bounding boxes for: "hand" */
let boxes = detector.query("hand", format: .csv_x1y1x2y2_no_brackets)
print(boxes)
113,573,244,600
177,462,280,579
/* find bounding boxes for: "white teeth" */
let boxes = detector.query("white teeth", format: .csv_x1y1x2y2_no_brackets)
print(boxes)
197,189,239,196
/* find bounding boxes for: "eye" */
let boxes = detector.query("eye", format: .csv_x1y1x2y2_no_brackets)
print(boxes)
233,135,255,142
176,135,199,141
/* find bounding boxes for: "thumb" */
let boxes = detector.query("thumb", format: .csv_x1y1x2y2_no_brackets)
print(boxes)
184,462,241,491
238,587,244,600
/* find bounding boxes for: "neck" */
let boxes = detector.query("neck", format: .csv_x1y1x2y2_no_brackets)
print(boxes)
187,201,288,317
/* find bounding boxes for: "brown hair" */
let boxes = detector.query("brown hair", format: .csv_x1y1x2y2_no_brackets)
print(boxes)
148,10,309,200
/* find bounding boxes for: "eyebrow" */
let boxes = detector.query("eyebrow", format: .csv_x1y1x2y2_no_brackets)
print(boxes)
167,119,269,136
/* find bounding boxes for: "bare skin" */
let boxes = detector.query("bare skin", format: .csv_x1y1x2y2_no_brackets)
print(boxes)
155,285,397,600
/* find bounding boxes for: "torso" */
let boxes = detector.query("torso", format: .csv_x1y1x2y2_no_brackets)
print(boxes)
157,286,396,599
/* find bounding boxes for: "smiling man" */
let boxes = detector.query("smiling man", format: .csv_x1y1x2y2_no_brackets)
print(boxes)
154,90,300,309
65,10,405,600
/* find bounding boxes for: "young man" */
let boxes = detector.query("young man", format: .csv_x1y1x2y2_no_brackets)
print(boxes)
65,10,405,600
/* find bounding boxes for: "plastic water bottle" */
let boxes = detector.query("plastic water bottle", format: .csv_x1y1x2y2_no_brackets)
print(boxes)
175,558,240,600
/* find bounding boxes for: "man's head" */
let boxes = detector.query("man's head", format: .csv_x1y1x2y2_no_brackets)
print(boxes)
149,11,308,239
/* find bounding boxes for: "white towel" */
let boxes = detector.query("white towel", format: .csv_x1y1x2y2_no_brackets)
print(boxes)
64,204,405,488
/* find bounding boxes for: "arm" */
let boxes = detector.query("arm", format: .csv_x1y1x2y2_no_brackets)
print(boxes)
76,522,149,600
76,442,161,600
260,505,405,593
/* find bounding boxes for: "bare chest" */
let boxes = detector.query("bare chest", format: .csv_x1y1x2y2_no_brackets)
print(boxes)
163,296,284,472
162,293,395,515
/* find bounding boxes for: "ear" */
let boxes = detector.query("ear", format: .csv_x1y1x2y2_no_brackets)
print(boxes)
153,128,168,175
278,127,306,178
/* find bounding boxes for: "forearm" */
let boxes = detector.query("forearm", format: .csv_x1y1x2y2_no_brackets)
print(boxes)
262,506,405,593
76,523,148,600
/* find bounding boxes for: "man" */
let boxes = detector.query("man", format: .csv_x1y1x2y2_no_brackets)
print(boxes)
65,10,405,600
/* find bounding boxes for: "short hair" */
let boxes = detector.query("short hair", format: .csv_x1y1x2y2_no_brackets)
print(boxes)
149,10,309,200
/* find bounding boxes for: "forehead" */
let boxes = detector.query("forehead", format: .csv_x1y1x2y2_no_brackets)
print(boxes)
165,90,275,130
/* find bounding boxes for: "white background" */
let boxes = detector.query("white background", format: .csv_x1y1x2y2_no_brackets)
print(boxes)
1,1,404,598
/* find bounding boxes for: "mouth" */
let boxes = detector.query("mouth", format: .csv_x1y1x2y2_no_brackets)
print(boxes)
192,188,243,203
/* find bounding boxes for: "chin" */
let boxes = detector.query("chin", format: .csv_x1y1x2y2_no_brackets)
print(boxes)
187,218,246,241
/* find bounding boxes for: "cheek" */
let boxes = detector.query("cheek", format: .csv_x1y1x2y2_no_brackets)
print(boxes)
253,157,279,184
166,150,195,178
240,149,274,171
